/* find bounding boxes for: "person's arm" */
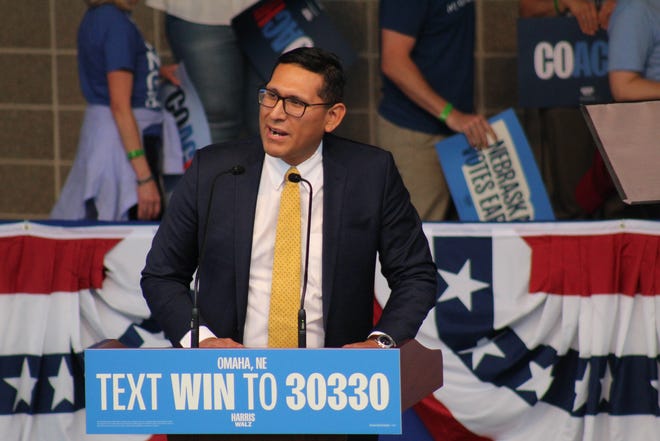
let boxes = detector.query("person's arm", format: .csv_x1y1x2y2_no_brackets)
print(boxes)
607,1,658,101
519,0,600,35
107,69,161,220
141,148,201,344
519,0,562,17
598,0,617,29
609,71,660,101
380,28,496,149
345,152,437,348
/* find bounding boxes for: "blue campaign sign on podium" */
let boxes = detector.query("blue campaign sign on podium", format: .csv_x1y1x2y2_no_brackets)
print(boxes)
435,108,554,222
85,348,401,435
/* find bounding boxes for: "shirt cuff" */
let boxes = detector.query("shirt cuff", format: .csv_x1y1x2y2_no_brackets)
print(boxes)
179,326,216,348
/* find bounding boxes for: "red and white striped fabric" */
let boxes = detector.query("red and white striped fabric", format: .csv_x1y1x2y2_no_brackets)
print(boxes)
0,221,169,441
3,220,660,440
377,220,660,441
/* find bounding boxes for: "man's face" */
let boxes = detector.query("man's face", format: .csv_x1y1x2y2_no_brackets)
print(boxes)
259,63,345,166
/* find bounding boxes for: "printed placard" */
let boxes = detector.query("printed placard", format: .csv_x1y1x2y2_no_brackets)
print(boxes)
85,348,401,435
159,62,212,170
435,109,554,221
232,0,357,80
517,17,612,108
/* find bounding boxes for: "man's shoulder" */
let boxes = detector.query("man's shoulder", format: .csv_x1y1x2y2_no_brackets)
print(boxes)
86,4,133,27
323,133,396,181
324,133,389,159
197,136,262,158
611,0,651,26
191,137,263,173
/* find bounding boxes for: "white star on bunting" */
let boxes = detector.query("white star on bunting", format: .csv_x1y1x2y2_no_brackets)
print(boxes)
438,260,490,311
460,337,506,369
4,358,38,410
600,362,613,403
48,357,74,409
517,361,554,401
573,363,591,411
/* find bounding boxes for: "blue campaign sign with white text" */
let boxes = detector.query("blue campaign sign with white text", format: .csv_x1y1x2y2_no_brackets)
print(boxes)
517,17,612,108
85,348,401,435
231,0,357,81
435,109,554,222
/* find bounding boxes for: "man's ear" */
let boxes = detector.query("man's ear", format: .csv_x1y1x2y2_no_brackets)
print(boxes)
324,103,347,133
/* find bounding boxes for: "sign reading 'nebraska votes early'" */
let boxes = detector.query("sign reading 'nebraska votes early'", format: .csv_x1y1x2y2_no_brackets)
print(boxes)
435,109,554,222
85,348,401,435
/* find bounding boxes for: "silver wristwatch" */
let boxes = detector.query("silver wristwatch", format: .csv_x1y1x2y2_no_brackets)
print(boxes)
370,333,395,348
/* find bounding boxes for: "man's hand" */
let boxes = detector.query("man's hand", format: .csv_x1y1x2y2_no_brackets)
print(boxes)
563,0,599,35
342,339,381,349
159,64,181,86
598,0,617,30
445,110,497,150
199,337,244,348
136,180,161,220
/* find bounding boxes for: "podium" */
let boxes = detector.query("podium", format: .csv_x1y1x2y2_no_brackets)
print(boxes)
87,339,442,440
582,100,660,204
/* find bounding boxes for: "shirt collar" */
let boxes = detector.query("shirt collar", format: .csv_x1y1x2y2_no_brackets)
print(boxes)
265,142,323,190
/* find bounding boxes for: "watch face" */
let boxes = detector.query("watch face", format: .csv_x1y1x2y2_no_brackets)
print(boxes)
377,334,394,348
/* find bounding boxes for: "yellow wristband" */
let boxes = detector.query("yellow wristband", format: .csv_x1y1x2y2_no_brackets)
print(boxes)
439,103,453,123
126,149,145,160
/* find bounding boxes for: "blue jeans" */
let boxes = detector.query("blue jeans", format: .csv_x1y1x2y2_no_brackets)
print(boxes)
165,15,261,144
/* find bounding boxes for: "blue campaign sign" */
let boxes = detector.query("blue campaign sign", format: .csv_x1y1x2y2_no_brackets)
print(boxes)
231,0,357,81
435,109,554,222
159,62,211,170
85,348,401,435
517,17,612,108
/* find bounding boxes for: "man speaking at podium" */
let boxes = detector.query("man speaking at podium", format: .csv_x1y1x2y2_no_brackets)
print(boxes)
141,48,437,363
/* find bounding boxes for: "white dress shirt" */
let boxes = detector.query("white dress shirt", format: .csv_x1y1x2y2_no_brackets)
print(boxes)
182,144,324,347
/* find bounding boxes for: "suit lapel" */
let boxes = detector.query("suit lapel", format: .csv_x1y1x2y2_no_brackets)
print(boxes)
321,136,347,329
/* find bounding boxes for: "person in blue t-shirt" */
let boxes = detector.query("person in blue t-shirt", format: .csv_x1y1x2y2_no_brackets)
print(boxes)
607,0,660,100
376,0,496,221
575,0,660,219
51,0,180,221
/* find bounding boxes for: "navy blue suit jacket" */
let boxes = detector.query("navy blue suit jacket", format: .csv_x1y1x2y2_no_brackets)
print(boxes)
141,133,437,347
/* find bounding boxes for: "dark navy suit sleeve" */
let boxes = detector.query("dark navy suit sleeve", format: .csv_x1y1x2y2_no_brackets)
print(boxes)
375,150,438,343
141,149,202,345
141,139,261,345
322,134,437,346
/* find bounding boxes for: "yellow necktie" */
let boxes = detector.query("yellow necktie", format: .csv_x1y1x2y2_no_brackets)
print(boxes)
268,167,301,347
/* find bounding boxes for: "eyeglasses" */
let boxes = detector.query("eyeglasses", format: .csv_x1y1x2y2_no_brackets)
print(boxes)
257,88,334,118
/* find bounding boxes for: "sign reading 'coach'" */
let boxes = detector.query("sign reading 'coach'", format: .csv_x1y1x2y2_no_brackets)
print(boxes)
85,348,401,435
517,17,613,108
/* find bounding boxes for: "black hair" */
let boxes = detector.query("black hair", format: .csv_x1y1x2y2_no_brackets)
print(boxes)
273,47,345,104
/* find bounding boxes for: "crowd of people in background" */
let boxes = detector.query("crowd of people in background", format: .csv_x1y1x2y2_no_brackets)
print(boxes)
376,0,495,222
145,0,260,144
49,0,660,223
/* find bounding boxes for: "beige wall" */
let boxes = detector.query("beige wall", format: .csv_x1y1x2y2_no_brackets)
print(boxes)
0,0,519,219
